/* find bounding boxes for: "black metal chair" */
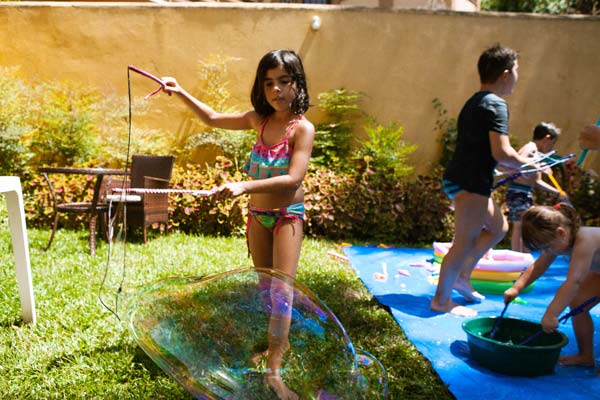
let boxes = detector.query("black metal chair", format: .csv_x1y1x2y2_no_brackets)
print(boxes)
39,167,127,256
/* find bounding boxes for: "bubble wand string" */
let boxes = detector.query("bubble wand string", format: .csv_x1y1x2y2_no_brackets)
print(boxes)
576,117,600,166
100,66,219,320
111,187,219,196
99,66,172,320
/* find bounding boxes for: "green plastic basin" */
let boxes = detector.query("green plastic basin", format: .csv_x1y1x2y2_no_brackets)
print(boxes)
462,317,568,376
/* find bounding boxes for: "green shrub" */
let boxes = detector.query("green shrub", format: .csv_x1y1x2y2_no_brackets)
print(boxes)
25,80,102,167
175,55,254,166
0,66,34,175
168,157,246,236
312,88,364,172
304,167,454,244
432,98,457,168
0,65,167,172
94,93,170,167
353,119,417,180
547,160,600,226
481,0,599,14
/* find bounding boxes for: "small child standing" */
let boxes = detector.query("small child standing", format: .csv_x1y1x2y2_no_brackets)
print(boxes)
431,44,532,317
506,122,568,252
504,203,600,368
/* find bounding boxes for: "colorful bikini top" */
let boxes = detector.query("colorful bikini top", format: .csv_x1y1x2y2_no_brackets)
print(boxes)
242,115,303,179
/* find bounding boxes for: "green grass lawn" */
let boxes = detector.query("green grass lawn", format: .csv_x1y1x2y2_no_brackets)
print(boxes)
0,211,453,398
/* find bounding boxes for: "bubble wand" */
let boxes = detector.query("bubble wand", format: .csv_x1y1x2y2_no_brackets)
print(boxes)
127,65,170,99
492,153,576,190
576,117,600,166
518,296,598,346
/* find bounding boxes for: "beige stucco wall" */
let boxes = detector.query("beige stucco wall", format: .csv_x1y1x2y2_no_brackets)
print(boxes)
1,3,599,173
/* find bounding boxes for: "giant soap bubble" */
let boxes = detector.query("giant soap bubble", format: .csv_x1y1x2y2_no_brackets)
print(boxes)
124,267,387,399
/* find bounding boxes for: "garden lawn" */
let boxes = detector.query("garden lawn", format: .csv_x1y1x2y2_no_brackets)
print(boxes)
0,215,453,398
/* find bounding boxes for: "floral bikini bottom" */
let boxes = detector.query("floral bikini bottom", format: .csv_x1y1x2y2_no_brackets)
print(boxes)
247,203,305,231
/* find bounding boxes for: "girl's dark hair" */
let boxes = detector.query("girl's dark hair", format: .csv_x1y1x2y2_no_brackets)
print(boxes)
521,203,581,251
250,50,310,116
477,43,518,84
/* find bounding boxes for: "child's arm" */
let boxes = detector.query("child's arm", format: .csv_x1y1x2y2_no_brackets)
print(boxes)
490,133,531,171
161,76,259,131
504,251,556,303
542,237,594,332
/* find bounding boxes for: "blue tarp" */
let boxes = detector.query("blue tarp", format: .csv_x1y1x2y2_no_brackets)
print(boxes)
343,246,600,400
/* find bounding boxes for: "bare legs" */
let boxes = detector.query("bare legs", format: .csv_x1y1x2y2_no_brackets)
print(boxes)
248,216,303,400
558,274,600,368
430,191,508,316
510,220,524,252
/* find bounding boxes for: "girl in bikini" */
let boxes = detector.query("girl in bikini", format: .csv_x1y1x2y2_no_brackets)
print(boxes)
161,49,314,400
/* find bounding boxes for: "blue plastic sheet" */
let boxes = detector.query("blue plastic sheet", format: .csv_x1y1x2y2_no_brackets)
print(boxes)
343,246,600,400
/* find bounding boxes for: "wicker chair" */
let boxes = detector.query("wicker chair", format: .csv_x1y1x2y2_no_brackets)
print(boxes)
115,155,175,243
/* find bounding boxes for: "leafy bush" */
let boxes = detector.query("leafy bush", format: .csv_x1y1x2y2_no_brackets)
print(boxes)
481,0,598,14
0,65,167,174
176,55,255,166
0,66,33,175
168,157,246,236
304,167,454,244
432,98,457,168
25,80,102,167
312,88,364,172
94,93,170,167
353,119,417,180
549,160,600,226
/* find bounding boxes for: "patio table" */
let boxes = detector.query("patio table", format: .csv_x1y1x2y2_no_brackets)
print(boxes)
38,167,128,256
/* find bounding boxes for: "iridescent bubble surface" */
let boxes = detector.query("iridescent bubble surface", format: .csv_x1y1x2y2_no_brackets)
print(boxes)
124,267,387,399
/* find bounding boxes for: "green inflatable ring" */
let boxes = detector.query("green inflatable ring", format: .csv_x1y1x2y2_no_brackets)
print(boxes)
470,279,535,295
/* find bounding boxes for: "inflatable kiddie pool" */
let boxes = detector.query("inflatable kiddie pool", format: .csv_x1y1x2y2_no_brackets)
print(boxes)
433,242,534,272
433,242,535,294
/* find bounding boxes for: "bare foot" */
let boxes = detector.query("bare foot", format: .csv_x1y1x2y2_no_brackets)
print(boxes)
558,354,595,367
265,372,299,400
431,299,478,317
453,280,485,303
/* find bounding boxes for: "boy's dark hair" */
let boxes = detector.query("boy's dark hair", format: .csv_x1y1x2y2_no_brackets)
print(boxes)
477,44,518,84
250,50,310,116
533,122,561,141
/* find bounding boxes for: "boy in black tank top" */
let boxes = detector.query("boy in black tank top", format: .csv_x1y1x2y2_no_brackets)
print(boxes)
431,44,532,317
